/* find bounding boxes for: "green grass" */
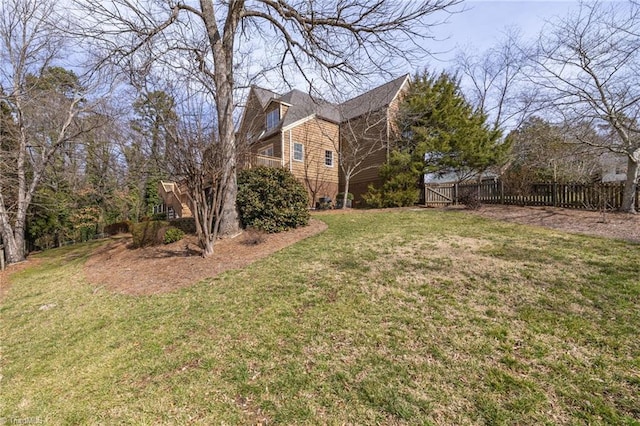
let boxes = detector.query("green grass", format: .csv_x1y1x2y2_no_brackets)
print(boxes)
1,209,639,424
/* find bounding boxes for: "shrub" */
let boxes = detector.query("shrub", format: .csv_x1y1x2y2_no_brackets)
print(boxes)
169,217,196,234
163,227,185,244
131,220,169,248
104,221,132,236
151,212,167,221
458,186,481,210
362,150,421,208
336,192,354,201
237,166,310,233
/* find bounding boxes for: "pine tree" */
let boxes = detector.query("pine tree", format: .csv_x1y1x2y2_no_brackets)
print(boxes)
399,71,508,182
365,71,509,206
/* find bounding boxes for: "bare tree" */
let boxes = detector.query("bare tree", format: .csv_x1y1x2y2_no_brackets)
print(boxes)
300,135,336,209
531,1,640,212
71,0,462,255
455,28,536,132
166,94,230,257
337,108,391,209
0,0,104,264
504,116,602,186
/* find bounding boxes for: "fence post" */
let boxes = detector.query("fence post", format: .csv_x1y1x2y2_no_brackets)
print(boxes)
454,183,459,205
552,182,558,207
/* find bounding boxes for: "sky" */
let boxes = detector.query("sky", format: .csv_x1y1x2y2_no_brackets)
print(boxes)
282,1,587,100
422,0,581,67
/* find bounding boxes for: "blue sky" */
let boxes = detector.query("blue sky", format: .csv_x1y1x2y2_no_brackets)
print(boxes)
424,0,580,67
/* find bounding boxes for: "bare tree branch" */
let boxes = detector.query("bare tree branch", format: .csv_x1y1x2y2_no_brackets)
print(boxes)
530,0,640,212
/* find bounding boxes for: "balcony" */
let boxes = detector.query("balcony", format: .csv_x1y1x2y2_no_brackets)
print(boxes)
242,153,283,169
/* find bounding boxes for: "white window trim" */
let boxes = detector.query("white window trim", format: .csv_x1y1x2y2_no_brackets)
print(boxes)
266,109,279,130
293,142,304,162
324,150,334,167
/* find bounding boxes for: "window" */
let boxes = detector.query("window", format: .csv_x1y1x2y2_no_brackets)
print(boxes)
266,109,279,130
259,145,274,157
293,142,304,162
325,150,333,167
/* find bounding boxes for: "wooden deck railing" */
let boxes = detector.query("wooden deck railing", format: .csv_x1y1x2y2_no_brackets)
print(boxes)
241,153,283,169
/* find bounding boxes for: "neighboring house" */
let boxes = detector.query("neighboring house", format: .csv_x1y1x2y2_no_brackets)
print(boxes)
599,151,628,183
158,75,409,215
424,170,499,185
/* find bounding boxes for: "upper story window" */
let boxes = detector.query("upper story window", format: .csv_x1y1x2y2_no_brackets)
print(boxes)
293,142,304,162
266,108,279,130
325,150,333,167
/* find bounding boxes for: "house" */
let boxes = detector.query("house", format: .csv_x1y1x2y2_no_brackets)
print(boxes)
158,75,409,217
156,181,191,220
238,74,409,206
599,151,628,183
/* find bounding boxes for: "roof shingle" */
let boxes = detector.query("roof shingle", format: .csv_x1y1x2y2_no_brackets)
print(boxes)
249,74,409,134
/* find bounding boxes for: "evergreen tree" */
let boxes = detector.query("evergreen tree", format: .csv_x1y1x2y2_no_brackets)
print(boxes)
129,90,178,218
365,71,508,207
398,71,507,182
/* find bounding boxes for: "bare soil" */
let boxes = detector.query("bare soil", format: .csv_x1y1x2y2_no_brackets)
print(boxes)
465,204,640,243
83,219,327,295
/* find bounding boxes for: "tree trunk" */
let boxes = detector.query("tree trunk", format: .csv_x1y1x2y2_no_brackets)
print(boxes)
0,195,26,263
200,0,241,239
341,178,351,209
1,229,25,264
621,156,638,213
201,236,215,257
218,170,240,236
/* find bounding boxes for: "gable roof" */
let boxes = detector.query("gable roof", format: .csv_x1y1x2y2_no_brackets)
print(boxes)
278,89,340,126
338,74,409,121
248,74,409,137
252,86,279,108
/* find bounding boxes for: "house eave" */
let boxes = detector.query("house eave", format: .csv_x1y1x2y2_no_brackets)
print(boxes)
282,114,317,132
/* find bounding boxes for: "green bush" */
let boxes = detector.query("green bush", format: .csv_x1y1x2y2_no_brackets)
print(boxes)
169,217,196,234
362,150,421,208
163,227,185,244
131,220,169,248
237,166,310,233
151,212,167,221
336,192,354,201
104,221,132,236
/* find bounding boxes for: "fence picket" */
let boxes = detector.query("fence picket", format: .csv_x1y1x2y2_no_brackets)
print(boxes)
423,180,637,211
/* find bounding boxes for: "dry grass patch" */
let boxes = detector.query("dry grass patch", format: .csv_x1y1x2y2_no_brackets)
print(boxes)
1,209,638,424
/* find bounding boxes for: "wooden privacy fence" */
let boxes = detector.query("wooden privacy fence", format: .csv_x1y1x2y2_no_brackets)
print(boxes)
423,181,640,211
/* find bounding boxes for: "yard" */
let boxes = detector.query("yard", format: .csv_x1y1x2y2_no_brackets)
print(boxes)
1,209,639,424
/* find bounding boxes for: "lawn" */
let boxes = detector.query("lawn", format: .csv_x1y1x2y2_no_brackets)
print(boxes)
1,209,639,424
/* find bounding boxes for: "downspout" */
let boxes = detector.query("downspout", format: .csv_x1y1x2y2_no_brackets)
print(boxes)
281,130,285,167
280,103,285,167
289,130,293,172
